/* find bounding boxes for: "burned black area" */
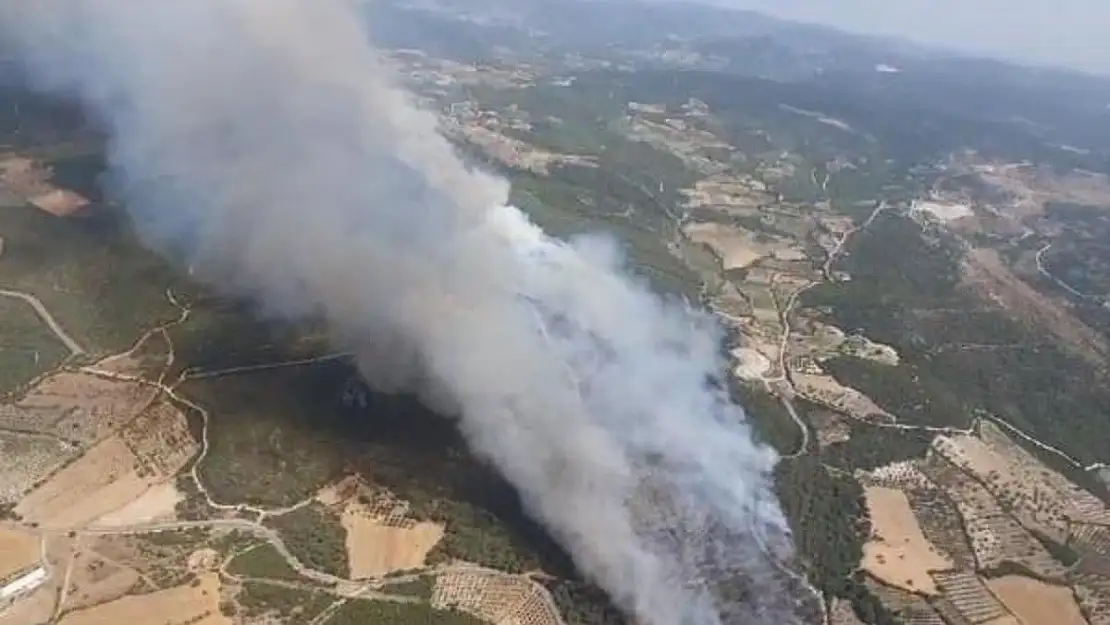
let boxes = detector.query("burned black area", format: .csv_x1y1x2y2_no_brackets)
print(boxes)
170,298,806,625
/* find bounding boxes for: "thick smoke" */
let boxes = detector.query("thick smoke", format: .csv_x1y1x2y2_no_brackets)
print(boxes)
1,1,798,622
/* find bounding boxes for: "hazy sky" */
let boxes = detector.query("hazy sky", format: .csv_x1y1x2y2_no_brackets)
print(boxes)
710,0,1110,75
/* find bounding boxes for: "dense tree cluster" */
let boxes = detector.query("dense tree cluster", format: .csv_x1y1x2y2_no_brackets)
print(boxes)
727,380,806,455
265,503,350,578
825,424,933,472
325,600,488,625
541,580,628,625
801,213,1110,496
236,582,332,621
774,455,867,598
227,544,302,581
383,575,436,599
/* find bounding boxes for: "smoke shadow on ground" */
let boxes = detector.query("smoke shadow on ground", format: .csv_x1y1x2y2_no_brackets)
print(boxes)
174,314,640,625
174,305,578,573
0,89,620,615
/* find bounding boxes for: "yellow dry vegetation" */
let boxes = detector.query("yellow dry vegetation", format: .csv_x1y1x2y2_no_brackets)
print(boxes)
861,486,952,595
682,222,804,271
58,549,141,613
16,397,196,530
15,436,156,530
0,583,57,625
987,575,1087,625
28,189,89,217
0,535,74,625
794,372,892,421
57,573,229,625
342,501,444,579
0,527,39,579
92,481,183,528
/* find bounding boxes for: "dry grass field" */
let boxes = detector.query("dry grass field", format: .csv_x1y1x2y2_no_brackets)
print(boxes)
0,527,39,580
341,500,444,579
987,575,1086,625
57,548,142,613
861,486,953,595
57,573,230,625
16,436,156,530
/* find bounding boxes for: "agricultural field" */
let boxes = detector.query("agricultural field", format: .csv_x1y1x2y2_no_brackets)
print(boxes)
13,398,196,530
0,527,39,581
434,567,564,625
332,488,446,579
56,573,230,625
861,486,952,595
1,369,158,445
6,0,1110,623
987,575,1087,625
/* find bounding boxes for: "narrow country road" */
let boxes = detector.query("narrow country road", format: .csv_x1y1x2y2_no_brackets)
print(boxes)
1035,242,1093,300
0,288,86,355
769,200,889,459
78,517,350,587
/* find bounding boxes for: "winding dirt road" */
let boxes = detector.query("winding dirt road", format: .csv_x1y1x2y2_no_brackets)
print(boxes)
1035,242,1095,300
0,288,85,355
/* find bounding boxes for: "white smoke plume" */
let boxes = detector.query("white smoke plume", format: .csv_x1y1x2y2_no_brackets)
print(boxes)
0,1,798,622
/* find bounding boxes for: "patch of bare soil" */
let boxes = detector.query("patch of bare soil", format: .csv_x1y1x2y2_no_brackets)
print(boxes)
0,156,48,196
862,486,953,595
913,200,973,223
0,581,56,625
987,575,1086,625
0,155,90,217
19,399,196,530
341,501,444,579
455,125,597,174
59,548,141,613
683,222,766,270
730,347,771,380
683,222,805,271
57,573,229,625
793,372,892,422
682,175,774,217
15,436,155,530
0,534,75,625
0,527,39,579
28,189,89,217
93,482,182,528
316,478,446,579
